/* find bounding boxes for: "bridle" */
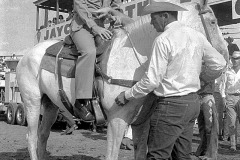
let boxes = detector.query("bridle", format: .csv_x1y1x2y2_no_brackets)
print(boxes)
197,3,213,45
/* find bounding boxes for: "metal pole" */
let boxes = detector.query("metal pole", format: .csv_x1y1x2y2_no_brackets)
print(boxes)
36,6,39,30
44,9,48,27
56,0,59,24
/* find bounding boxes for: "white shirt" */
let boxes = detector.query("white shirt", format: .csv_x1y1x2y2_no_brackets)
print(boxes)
125,21,226,100
219,66,240,98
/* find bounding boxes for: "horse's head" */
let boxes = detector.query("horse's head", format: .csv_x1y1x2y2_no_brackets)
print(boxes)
179,0,229,62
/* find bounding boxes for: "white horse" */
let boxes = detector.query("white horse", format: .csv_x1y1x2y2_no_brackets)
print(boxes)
16,0,228,160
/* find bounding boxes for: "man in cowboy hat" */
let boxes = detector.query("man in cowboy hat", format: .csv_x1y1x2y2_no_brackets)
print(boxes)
220,51,240,151
115,0,226,159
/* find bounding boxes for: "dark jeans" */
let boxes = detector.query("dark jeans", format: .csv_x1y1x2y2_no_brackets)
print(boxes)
147,93,200,160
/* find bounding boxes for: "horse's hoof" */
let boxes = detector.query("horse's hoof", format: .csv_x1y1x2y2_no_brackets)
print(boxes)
61,124,78,135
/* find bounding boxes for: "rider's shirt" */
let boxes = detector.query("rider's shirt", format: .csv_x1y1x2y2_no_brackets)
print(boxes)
71,0,121,31
125,21,226,99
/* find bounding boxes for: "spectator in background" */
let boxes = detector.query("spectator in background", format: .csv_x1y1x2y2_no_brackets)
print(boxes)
52,17,57,25
47,20,52,27
226,37,239,57
66,8,74,21
59,15,65,23
220,51,240,151
12,54,17,59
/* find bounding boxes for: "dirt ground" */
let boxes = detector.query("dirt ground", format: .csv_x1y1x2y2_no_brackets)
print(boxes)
0,114,240,160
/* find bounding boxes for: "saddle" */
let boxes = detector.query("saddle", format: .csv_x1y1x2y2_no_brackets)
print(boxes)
40,35,111,125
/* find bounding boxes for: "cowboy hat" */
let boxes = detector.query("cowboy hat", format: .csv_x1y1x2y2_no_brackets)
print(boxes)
232,51,240,59
142,0,188,16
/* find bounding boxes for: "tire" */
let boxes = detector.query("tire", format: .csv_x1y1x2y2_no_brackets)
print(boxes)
6,103,18,125
16,103,27,126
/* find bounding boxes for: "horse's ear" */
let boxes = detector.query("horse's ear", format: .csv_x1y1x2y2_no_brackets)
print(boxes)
199,0,208,10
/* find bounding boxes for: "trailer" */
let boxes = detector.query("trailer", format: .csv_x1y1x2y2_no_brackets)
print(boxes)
0,58,27,126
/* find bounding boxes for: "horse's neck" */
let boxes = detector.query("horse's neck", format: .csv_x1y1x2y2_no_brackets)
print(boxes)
178,3,203,32
100,16,158,81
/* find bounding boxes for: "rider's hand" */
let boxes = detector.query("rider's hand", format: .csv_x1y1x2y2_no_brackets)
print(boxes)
92,25,113,40
93,7,112,19
115,91,129,106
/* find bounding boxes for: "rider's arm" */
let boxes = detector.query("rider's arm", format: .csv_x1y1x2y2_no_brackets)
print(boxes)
107,8,134,26
74,0,98,29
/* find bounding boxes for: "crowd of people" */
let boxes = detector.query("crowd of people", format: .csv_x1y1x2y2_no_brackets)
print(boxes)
40,9,74,30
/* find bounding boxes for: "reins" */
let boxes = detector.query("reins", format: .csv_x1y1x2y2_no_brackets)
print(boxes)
123,28,146,69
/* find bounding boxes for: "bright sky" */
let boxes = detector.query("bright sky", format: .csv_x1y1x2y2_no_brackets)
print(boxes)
0,0,69,56
0,0,38,56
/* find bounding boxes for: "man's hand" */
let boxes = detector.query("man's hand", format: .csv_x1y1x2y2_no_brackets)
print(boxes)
115,91,129,106
92,25,113,40
93,7,112,19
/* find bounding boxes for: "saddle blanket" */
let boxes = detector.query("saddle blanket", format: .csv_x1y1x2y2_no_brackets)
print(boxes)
40,41,78,78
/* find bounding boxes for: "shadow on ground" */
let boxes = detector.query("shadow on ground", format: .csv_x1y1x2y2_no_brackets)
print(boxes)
81,130,107,141
0,148,102,160
0,114,6,121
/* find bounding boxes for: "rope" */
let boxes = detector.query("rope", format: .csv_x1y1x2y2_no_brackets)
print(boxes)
123,28,146,69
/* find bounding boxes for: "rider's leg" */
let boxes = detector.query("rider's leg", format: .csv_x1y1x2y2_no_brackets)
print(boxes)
38,97,59,159
71,27,96,121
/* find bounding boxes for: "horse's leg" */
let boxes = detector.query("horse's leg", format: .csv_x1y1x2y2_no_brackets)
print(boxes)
24,95,41,160
106,117,128,160
37,96,58,160
132,118,150,160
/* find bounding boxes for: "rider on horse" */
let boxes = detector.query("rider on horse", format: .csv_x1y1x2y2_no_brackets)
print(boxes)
70,0,127,121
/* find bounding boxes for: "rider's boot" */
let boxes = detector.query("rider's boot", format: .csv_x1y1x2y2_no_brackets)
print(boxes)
73,99,95,122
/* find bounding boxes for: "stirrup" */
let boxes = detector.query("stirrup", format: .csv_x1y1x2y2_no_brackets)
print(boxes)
74,100,95,122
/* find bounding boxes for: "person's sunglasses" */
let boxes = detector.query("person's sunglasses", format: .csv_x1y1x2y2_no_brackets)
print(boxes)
231,57,240,60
